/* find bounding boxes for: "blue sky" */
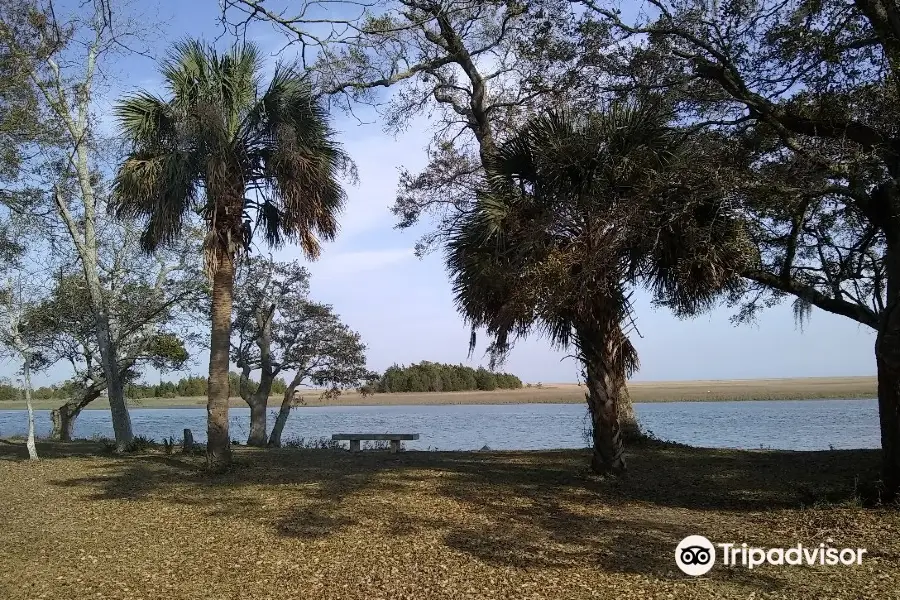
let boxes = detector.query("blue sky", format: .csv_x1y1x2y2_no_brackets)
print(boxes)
14,0,878,385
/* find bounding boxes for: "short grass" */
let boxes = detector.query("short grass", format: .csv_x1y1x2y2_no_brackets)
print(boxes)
1,376,879,410
0,440,897,599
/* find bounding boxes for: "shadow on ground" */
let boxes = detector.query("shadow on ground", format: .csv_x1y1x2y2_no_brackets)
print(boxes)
0,438,887,592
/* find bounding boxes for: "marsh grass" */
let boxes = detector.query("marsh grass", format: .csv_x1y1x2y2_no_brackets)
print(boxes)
0,376,879,410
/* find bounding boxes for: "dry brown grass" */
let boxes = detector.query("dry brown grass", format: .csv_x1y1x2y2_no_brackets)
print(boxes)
7,376,878,410
0,440,897,599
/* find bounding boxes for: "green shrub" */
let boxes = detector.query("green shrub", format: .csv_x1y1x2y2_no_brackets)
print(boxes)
126,435,157,452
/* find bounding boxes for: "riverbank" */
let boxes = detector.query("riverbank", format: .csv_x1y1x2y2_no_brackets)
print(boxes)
0,376,879,410
0,441,896,599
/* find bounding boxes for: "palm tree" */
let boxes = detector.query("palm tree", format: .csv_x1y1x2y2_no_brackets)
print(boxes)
447,101,749,474
111,40,348,471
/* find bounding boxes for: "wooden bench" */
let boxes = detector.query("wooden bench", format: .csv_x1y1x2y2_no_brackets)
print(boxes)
331,433,419,453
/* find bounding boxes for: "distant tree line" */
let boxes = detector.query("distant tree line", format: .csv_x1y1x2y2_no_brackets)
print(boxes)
0,381,86,401
3,361,526,401
124,373,289,399
373,362,522,393
0,373,289,401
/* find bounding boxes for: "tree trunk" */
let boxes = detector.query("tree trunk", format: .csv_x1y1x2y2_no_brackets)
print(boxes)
875,343,900,502
269,382,301,448
83,261,132,450
50,386,103,441
246,392,269,447
103,356,132,451
207,253,235,472
617,381,641,441
876,247,900,501
873,240,900,502
23,356,38,461
50,408,73,442
58,143,134,451
584,355,626,475
577,322,629,476
240,362,275,447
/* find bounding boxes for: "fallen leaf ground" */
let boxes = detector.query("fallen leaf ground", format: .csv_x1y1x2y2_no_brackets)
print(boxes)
0,441,898,599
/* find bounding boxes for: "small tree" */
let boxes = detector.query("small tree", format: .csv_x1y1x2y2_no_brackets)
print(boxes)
232,257,372,446
28,232,202,441
0,275,47,460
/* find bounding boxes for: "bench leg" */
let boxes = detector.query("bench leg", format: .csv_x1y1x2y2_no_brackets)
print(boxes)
390,439,401,453
349,440,360,453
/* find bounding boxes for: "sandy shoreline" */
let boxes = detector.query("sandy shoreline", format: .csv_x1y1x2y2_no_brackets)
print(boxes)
0,376,877,410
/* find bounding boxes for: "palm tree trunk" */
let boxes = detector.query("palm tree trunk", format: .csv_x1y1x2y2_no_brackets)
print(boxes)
577,323,628,475
584,353,626,475
207,253,235,472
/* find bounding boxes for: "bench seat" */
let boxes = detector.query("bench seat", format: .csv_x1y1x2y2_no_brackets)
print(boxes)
331,433,419,453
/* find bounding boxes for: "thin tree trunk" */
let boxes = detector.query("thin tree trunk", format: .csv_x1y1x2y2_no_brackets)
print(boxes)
269,379,303,448
82,250,133,450
269,390,293,448
241,293,278,446
103,357,132,450
70,38,133,450
53,184,133,451
50,386,103,441
25,2,131,450
207,253,235,471
23,356,38,461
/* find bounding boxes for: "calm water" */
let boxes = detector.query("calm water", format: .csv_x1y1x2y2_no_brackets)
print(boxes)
0,399,880,451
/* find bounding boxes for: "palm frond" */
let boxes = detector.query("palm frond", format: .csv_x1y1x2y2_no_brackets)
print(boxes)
242,65,348,257
161,39,211,106
111,151,199,252
447,97,700,379
114,38,348,270
115,93,176,148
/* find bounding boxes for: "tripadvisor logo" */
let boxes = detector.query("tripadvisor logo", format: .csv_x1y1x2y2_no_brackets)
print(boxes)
675,535,867,576
675,535,716,576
